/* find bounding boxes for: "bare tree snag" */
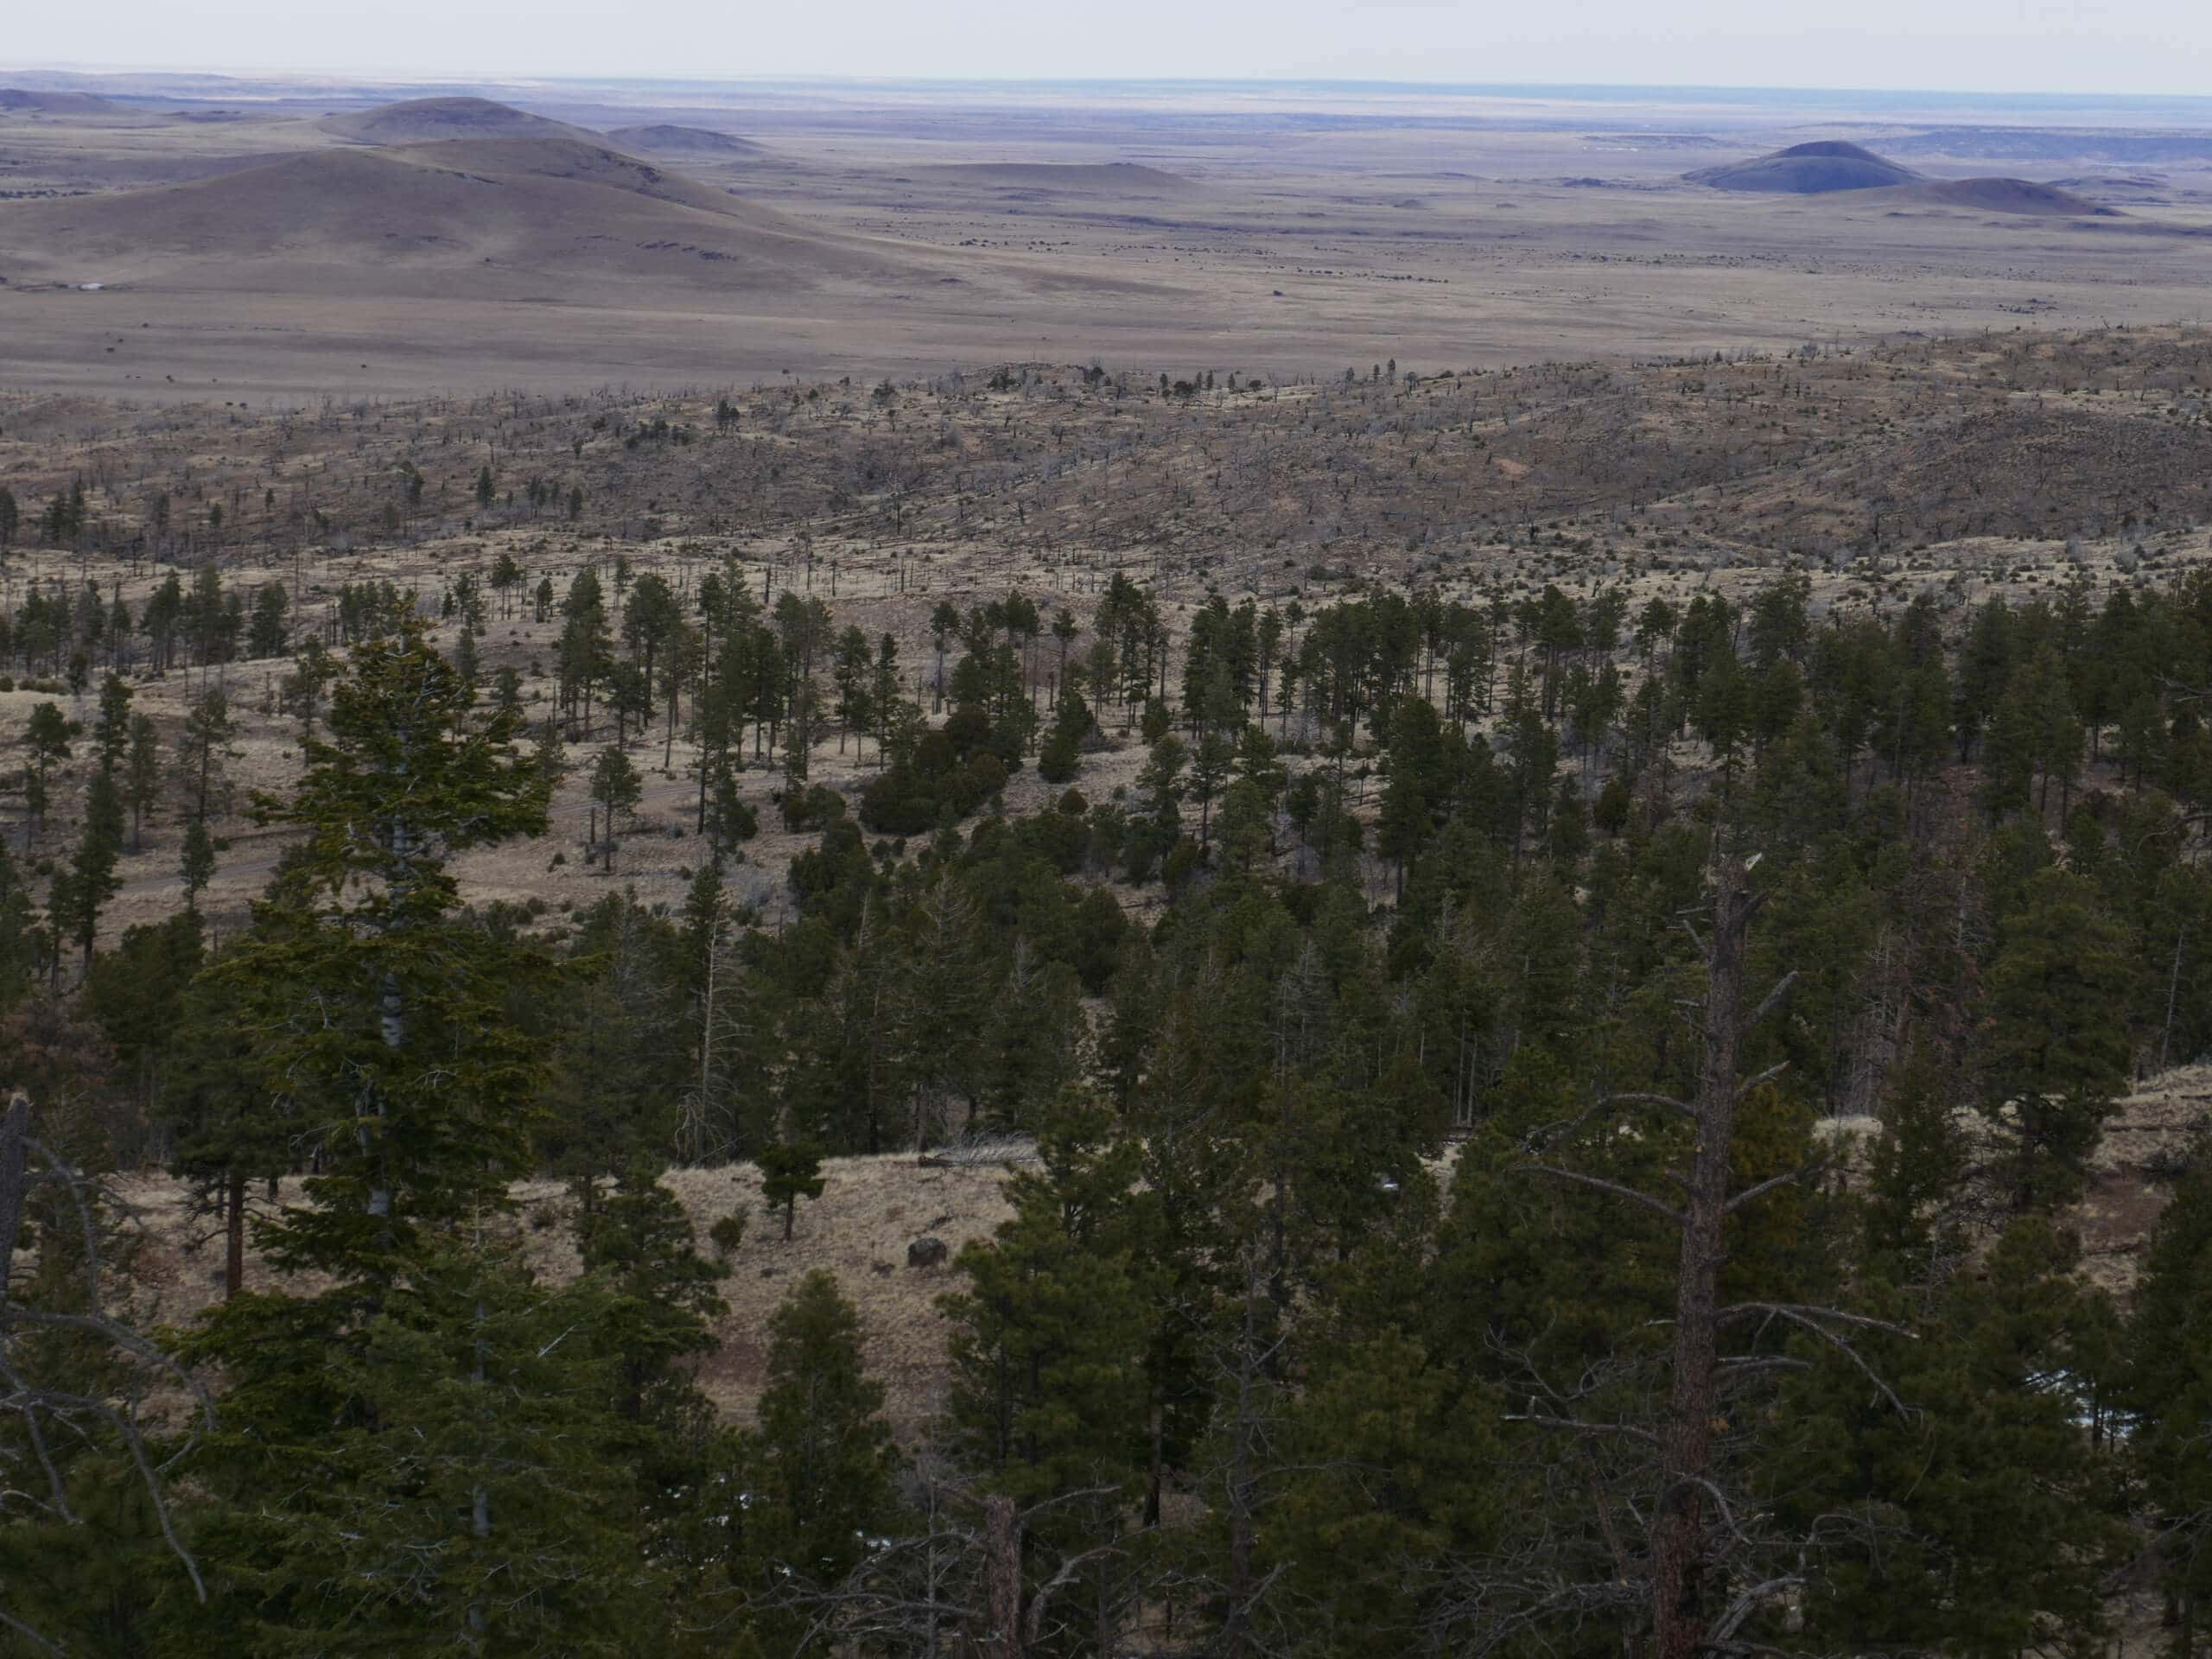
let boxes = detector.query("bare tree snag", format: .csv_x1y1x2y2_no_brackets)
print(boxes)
1649,855,1766,1658
0,1090,216,1643
0,1091,27,1300
225,1167,247,1300
1525,854,1829,1659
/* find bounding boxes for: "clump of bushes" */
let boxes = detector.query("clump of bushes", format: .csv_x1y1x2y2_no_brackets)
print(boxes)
781,784,847,832
858,704,1012,834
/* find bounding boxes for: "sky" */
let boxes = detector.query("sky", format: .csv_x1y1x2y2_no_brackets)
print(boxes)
10,0,2211,99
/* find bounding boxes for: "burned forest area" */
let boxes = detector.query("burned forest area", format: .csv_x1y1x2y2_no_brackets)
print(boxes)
6,323,2212,1657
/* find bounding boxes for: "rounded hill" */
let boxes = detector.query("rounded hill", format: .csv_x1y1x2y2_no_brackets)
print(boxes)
0,136,942,297
1687,140,1920,194
319,96,602,149
1889,176,2119,217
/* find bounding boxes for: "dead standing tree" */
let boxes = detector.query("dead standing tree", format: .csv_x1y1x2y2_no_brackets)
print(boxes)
0,1090,214,1653
780,1462,1133,1659
1522,853,1904,1657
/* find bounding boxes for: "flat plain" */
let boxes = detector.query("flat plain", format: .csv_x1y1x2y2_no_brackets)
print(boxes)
3,75,2211,398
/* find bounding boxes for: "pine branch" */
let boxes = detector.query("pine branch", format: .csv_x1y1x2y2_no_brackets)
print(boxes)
1526,1164,1686,1226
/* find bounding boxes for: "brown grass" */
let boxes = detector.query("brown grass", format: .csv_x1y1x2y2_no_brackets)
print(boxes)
117,1152,1020,1433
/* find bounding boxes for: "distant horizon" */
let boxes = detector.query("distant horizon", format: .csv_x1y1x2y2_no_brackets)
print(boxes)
4,0,2209,105
8,65,2212,120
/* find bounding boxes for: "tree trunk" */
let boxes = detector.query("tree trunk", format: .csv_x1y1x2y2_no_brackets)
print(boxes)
2161,918,2190,1073
225,1167,246,1299
1219,1263,1269,1659
0,1093,29,1300
367,813,410,1231
983,1494,1024,1659
1650,856,1758,1659
468,1295,492,1648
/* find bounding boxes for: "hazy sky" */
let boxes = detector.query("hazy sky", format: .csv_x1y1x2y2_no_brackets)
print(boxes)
12,0,2210,98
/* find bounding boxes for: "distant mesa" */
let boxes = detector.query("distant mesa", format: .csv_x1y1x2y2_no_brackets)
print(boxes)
2048,175,2167,194
916,161,1200,194
0,87,126,116
1889,127,2212,165
607,124,769,159
1686,140,1921,194
319,96,602,149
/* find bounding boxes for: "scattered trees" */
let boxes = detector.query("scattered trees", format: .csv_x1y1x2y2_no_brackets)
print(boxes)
7,340,2212,1654
759,1141,825,1240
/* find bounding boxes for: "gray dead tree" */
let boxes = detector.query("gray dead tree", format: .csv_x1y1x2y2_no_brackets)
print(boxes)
1512,854,1905,1658
0,1090,214,1653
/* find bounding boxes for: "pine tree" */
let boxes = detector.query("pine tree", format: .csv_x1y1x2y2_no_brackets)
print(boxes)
1770,1219,2124,1656
741,1271,901,1620
60,767,124,966
0,837,41,1016
559,567,614,734
759,1141,825,1240
184,1237,664,1654
940,1105,1155,1647
2128,1156,2212,1649
204,620,552,1277
590,743,643,871
83,909,204,1125
175,689,235,823
577,1163,729,1430
538,899,689,1194
246,581,289,658
1982,867,2136,1209
123,713,160,852
92,671,132,775
178,817,215,915
1262,1325,1503,1657
161,941,294,1300
21,701,72,843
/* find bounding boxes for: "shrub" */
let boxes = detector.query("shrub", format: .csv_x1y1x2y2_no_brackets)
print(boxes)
709,1207,749,1257
781,784,847,832
1161,835,1204,891
1038,725,1080,784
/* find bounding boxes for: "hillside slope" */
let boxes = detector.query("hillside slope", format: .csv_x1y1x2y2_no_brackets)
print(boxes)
115,1067,2212,1430
606,124,771,159
123,1153,1023,1431
1878,175,2120,216
0,87,130,116
0,135,948,296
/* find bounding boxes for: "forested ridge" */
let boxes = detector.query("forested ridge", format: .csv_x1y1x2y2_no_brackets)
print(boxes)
3,350,2212,1655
